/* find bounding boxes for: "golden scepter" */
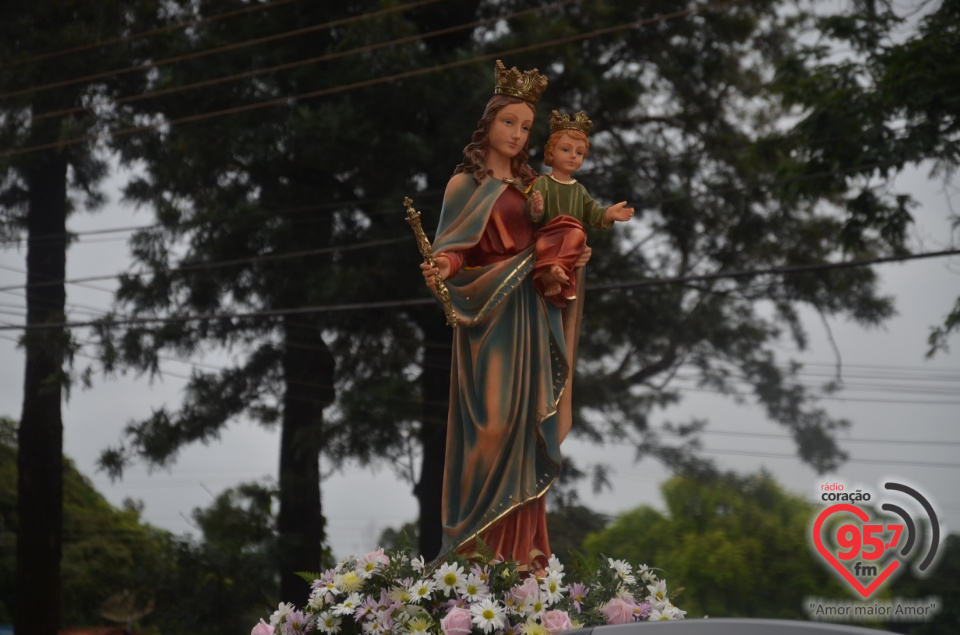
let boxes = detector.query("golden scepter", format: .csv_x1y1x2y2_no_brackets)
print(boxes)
404,197,458,328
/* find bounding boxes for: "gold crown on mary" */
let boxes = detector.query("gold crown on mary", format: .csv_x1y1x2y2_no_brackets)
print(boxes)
550,110,593,135
494,59,548,104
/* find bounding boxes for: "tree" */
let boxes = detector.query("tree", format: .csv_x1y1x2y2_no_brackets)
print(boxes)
90,0,916,573
767,0,960,356
0,3,163,633
887,533,960,635
2,416,281,634
0,417,172,629
92,0,485,600
583,471,847,618
145,483,280,635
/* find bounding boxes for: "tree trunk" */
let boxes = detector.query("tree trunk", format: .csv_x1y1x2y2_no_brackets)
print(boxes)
413,313,451,560
277,316,333,606
16,153,68,635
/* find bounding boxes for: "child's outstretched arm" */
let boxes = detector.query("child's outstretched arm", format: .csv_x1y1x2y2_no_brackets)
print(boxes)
603,201,635,226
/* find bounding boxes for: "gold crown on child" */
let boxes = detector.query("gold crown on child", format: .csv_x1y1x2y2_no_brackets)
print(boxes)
549,110,593,135
494,59,548,104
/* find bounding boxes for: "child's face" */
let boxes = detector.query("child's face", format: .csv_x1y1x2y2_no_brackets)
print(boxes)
553,132,587,175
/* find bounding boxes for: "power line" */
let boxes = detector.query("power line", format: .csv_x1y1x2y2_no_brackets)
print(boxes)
0,0,445,100
604,438,960,469
0,0,742,159
29,0,581,124
0,0,298,71
0,237,410,293
590,248,960,292
1,245,956,314
0,192,448,247
655,426,960,446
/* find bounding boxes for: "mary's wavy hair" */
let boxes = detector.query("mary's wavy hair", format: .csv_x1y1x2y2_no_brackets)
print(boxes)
454,94,537,187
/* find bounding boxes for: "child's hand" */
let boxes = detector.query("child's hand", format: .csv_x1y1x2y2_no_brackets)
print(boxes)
574,245,593,268
604,201,635,225
530,191,544,220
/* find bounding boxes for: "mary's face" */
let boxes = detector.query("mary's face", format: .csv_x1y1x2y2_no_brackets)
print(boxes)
487,101,535,162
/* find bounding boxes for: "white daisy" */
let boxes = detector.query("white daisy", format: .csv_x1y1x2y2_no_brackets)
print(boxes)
307,591,327,611
539,572,565,605
521,595,547,620
269,602,295,627
546,554,565,577
332,592,364,617
356,548,391,579
646,579,668,605
432,562,466,597
317,611,342,634
470,598,506,634
665,604,687,620
608,558,636,585
635,564,653,582
410,555,426,574
407,579,437,604
457,572,490,602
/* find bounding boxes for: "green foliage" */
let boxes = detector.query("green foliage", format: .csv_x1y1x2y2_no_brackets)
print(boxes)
378,521,420,553
887,533,960,635
771,0,960,355
0,417,171,627
584,472,846,618
546,504,609,568
145,483,280,635
1,419,279,633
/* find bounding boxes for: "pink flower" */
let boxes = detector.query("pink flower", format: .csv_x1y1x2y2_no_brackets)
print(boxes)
601,597,636,625
441,606,473,635
542,610,574,634
251,619,274,635
508,577,540,605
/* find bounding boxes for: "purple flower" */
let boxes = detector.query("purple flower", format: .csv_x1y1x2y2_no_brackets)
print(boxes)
443,595,468,611
633,602,652,621
354,597,379,621
280,610,312,635
568,583,588,614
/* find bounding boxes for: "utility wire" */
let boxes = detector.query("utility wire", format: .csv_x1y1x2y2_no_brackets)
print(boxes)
657,427,960,446
29,0,581,124
1,245,956,315
601,438,960,468
590,248,960,292
3,155,955,292
0,237,410,293
0,0,298,71
0,0,445,99
0,0,742,159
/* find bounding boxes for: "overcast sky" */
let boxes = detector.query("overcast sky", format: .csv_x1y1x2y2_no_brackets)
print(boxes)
1,154,957,566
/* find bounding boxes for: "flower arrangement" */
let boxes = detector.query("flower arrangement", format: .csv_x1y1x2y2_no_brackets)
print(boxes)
251,545,685,635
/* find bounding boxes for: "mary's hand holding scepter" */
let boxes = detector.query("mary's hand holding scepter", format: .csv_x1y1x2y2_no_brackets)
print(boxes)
404,197,458,328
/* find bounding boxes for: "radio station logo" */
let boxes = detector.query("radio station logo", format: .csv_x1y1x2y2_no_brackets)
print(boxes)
810,479,941,599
